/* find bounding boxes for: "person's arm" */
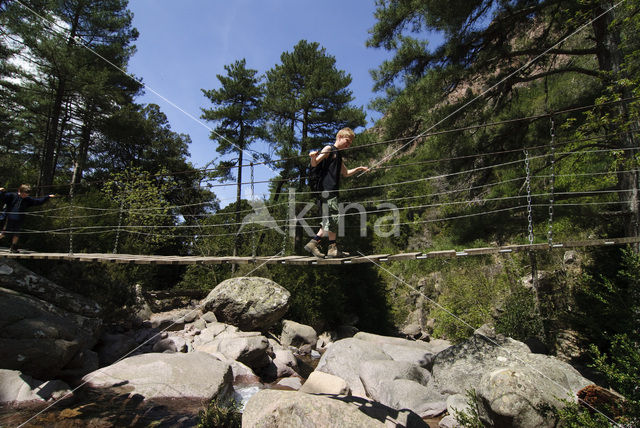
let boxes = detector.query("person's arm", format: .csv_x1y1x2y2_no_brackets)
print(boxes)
313,145,333,165
28,194,56,206
341,162,369,177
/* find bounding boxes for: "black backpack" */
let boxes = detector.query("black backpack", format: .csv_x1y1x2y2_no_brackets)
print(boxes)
307,145,336,192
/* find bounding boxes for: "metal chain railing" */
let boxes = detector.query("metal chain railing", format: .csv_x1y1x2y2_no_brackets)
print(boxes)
548,117,556,246
524,150,534,245
113,197,124,254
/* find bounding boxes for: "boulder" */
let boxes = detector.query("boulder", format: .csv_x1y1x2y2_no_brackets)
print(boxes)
148,308,196,331
430,333,590,398
243,389,428,428
58,349,99,378
0,287,101,379
83,352,232,400
380,343,435,369
201,277,290,331
277,376,302,390
198,332,271,369
354,331,451,354
477,367,574,427
314,337,391,397
261,348,298,378
359,360,446,418
95,333,138,366
300,371,350,395
0,260,101,318
0,369,71,404
281,320,318,348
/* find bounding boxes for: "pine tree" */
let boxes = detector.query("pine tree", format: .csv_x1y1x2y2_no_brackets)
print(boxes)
264,40,366,193
1,0,139,190
367,0,640,242
201,59,267,257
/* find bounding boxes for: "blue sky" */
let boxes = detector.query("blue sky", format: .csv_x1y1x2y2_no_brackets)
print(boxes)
127,1,393,205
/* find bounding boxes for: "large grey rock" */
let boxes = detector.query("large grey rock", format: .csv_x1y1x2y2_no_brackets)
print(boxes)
380,343,435,369
299,371,350,395
243,389,428,428
95,333,139,366
476,367,575,428
201,277,290,331
315,338,391,397
197,331,271,369
0,287,101,379
431,333,590,398
0,369,71,404
359,360,446,418
355,332,451,353
281,320,318,348
261,348,298,378
0,260,101,318
83,352,232,400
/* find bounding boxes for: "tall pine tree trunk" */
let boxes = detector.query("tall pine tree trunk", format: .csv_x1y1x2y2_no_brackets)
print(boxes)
40,6,81,188
593,2,639,245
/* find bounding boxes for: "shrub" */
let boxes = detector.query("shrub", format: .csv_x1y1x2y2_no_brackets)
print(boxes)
197,397,241,428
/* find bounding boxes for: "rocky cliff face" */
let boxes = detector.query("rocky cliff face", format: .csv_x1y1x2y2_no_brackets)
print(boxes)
0,259,103,379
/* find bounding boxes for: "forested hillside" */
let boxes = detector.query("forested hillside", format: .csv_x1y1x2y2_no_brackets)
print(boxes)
1,1,639,424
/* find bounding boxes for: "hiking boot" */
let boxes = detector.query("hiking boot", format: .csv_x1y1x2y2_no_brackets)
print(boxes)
327,243,350,258
304,239,325,258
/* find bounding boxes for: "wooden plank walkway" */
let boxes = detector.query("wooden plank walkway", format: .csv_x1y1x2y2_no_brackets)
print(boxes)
1,236,639,266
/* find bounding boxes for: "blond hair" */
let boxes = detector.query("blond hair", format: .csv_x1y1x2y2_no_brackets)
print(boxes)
336,127,355,140
18,184,31,194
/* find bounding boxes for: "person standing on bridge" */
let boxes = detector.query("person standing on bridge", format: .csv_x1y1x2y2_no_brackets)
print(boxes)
0,184,56,253
304,127,369,258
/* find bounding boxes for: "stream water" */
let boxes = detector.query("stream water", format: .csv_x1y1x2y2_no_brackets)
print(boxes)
0,355,319,427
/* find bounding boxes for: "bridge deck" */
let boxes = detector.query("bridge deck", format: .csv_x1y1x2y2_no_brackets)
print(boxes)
1,237,638,265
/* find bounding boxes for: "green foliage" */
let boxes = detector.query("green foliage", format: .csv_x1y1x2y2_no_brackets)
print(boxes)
268,263,393,334
453,389,484,428
573,248,640,348
590,335,640,415
548,335,640,426
495,285,544,343
197,397,241,428
552,402,614,428
430,257,511,342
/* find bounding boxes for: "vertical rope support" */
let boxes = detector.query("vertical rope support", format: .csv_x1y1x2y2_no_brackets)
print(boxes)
524,150,534,245
547,117,556,247
250,162,257,258
113,195,124,254
525,149,538,290
68,194,74,255
68,164,77,255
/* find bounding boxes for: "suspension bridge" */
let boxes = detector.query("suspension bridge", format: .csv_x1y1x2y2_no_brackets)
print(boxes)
2,237,639,265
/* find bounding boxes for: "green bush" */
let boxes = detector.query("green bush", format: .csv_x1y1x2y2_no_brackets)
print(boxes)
197,397,241,428
431,260,510,342
495,285,544,342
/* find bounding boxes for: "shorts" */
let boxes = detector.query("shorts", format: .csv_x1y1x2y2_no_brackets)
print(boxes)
1,219,22,238
318,196,340,233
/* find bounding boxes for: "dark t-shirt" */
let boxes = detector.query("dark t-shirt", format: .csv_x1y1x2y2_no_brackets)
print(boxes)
0,192,50,224
320,145,342,197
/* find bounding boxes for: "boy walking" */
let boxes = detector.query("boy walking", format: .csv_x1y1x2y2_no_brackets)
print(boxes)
304,128,369,258
0,185,56,253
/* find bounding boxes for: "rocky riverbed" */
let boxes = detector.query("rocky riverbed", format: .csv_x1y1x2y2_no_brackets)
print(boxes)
1,260,598,427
